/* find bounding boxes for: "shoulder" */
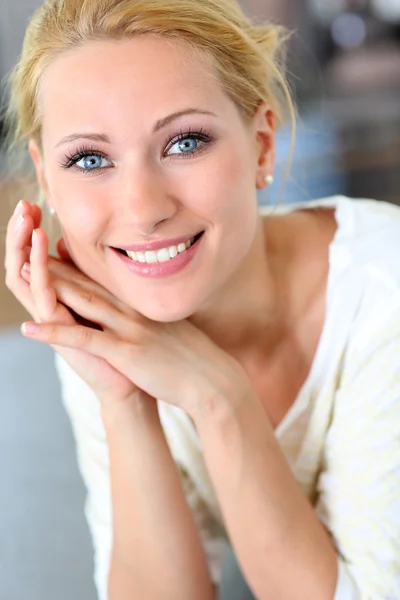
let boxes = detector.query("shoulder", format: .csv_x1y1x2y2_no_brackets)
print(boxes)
261,195,400,277
307,197,400,335
334,196,400,277
261,194,400,300
332,198,400,351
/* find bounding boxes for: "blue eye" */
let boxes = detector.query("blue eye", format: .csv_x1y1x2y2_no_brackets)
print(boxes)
165,129,213,158
60,128,213,173
168,137,202,155
61,147,113,172
76,154,111,170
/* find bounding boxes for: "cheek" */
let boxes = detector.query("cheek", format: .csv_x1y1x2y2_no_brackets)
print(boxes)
201,147,257,234
210,147,259,257
60,222,109,291
185,144,254,221
48,178,113,283
49,177,108,243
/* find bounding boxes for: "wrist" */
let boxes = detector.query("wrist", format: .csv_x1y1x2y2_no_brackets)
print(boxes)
192,378,252,433
100,391,159,432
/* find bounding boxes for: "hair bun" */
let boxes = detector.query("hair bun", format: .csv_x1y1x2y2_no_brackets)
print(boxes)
250,23,290,66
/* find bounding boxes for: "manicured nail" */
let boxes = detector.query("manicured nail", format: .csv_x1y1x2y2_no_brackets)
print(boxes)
15,200,24,216
21,322,40,336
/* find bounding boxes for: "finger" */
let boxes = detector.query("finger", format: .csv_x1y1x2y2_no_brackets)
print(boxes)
20,321,142,388
48,256,93,285
4,203,38,316
29,228,58,321
31,204,43,230
5,200,40,264
5,214,31,271
5,201,31,274
47,256,135,311
20,321,119,356
22,264,104,331
21,262,31,282
56,238,74,263
42,272,131,332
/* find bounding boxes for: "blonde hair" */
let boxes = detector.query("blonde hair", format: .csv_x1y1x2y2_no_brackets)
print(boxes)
6,0,295,147
4,0,296,224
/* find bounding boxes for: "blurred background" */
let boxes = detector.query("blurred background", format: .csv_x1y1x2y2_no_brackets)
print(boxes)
0,1,399,599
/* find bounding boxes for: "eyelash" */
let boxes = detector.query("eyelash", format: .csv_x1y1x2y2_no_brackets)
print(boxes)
59,127,214,174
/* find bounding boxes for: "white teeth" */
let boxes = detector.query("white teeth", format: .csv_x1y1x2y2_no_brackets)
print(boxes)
145,251,158,264
157,248,170,262
123,235,199,264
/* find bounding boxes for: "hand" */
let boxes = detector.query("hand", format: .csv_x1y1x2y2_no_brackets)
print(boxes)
5,200,146,410
19,245,251,421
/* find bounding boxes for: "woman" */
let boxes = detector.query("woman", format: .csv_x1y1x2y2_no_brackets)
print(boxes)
4,1,400,599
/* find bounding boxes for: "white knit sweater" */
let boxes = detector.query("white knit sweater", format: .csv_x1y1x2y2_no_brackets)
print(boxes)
55,196,400,599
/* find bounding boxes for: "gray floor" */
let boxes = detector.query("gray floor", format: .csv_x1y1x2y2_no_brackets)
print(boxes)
0,326,255,600
0,327,97,600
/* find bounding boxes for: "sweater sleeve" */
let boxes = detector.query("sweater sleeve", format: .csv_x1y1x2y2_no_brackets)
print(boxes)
53,353,224,599
315,328,400,599
334,558,361,599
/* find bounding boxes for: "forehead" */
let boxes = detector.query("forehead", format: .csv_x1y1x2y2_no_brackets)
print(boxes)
39,36,226,139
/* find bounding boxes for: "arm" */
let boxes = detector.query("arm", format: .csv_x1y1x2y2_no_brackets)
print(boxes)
194,323,400,600
193,389,339,600
55,354,215,600
103,396,215,600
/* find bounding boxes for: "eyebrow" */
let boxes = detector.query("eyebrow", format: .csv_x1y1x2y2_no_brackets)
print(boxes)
55,108,217,148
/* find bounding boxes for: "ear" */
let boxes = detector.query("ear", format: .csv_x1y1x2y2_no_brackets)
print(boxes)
252,103,276,190
28,139,53,209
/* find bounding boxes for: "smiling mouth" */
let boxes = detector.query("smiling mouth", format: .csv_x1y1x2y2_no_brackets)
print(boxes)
113,231,204,264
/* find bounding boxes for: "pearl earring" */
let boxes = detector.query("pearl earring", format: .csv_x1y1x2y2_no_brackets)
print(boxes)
49,207,56,216
264,174,274,186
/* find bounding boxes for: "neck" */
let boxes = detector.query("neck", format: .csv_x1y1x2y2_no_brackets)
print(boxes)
188,216,289,361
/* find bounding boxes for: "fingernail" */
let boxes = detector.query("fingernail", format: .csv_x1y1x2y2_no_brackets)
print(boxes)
15,200,24,216
22,262,31,272
32,229,38,245
21,322,39,336
14,214,25,232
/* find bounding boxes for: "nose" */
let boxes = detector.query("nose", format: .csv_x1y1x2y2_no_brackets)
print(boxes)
116,162,177,235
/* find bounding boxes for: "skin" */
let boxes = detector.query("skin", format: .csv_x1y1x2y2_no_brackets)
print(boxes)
11,34,337,424
7,36,336,426
5,34,340,598
31,35,275,331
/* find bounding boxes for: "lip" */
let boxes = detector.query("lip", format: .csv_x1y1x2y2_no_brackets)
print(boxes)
111,232,204,278
115,231,203,252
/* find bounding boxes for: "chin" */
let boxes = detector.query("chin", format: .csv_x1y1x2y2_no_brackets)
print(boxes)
129,297,199,323
136,306,195,323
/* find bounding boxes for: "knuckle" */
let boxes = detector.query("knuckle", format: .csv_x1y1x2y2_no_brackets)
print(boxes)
5,272,20,294
75,326,92,348
4,273,14,291
4,277,36,317
71,271,91,286
80,288,94,304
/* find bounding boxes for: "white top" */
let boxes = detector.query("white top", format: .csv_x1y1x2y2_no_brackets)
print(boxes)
55,196,400,600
